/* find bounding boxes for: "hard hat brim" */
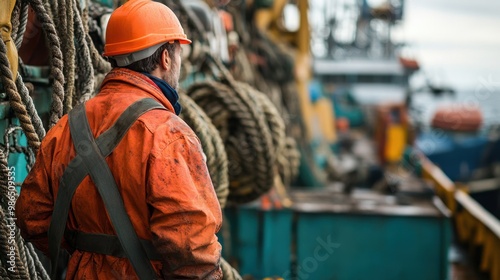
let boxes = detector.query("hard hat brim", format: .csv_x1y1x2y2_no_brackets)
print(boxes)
104,34,192,57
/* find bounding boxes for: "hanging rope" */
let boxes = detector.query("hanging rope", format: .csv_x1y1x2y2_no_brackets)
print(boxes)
62,0,77,113
27,0,65,128
16,76,46,141
0,149,50,280
88,35,111,75
86,1,112,75
11,0,29,50
180,93,229,208
72,0,95,104
0,40,40,150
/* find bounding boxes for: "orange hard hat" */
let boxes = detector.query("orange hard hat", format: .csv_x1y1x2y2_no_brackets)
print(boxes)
104,0,191,66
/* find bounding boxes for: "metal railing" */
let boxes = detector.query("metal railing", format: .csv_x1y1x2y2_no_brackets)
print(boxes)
422,158,500,280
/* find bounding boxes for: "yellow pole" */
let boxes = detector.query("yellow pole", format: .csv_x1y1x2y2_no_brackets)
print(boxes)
295,0,314,141
1,0,18,77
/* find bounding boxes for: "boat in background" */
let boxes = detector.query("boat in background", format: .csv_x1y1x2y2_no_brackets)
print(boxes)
411,100,500,220
307,0,500,278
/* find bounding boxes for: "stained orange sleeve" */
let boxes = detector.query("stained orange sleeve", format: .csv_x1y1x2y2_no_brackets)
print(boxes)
147,133,223,279
15,148,53,256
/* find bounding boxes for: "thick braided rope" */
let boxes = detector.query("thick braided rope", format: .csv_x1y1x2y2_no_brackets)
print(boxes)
23,243,37,280
226,20,301,186
11,1,21,45
87,33,111,74
233,64,300,186
218,60,281,200
188,81,277,203
239,82,286,156
0,266,8,278
240,83,301,186
27,242,50,279
179,93,229,208
11,0,29,50
60,0,76,113
279,137,301,186
73,0,95,104
0,40,40,150
45,0,58,26
247,84,292,185
16,76,46,140
80,0,90,34
0,152,28,279
0,155,30,280
0,155,49,280
0,207,20,279
16,1,29,50
13,227,30,280
28,0,65,128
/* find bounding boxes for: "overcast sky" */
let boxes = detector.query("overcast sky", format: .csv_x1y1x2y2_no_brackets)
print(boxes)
308,0,500,91
392,0,500,91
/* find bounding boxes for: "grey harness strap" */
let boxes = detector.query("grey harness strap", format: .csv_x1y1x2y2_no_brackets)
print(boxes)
48,98,165,280
64,230,162,260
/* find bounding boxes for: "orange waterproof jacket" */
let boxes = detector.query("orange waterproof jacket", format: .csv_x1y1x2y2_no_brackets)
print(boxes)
16,68,223,279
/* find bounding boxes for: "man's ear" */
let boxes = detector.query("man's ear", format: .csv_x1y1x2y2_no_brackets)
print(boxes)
160,49,171,71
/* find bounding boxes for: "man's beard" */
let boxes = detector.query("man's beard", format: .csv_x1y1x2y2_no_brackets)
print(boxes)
163,63,179,90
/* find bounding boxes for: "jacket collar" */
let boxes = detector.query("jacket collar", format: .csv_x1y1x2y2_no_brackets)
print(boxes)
141,73,182,115
100,68,176,113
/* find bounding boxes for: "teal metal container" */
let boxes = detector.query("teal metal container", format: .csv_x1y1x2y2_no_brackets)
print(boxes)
294,211,451,280
222,189,452,280
221,207,293,279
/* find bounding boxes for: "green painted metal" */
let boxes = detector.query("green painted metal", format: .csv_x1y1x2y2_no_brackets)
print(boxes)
295,213,451,280
221,207,293,279
222,198,451,280
94,0,114,8
296,142,327,188
236,207,260,275
261,210,293,277
0,101,10,120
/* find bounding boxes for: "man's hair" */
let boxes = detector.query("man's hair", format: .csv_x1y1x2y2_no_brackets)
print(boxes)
110,41,178,73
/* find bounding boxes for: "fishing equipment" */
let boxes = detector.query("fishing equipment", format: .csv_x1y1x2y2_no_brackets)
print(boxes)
179,93,229,208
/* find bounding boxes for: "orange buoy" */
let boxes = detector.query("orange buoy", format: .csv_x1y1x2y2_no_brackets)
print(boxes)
399,57,420,71
431,105,483,132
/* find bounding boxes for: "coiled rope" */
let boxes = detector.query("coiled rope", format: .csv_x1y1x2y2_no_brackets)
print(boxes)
187,58,283,203
179,93,229,208
164,0,297,203
226,4,302,186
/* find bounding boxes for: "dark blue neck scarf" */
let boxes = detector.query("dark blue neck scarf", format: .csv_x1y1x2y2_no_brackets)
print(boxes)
142,73,182,115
